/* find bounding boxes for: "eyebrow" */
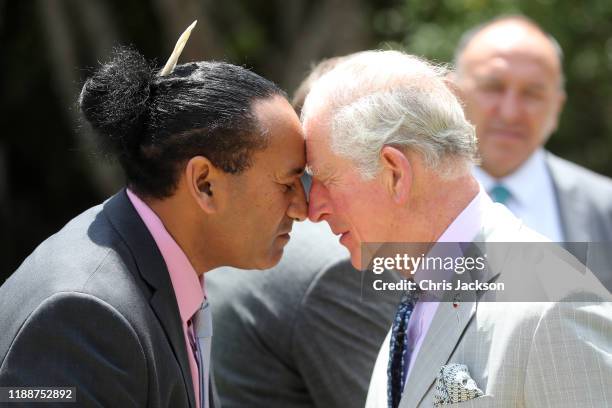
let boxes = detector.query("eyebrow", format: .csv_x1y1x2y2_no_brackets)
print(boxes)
305,164,330,181
477,75,549,89
283,167,305,178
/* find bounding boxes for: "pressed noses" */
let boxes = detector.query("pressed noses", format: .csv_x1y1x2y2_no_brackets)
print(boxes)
307,179,331,222
287,180,308,221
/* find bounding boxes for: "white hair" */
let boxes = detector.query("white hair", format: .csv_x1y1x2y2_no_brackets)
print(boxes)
302,50,477,179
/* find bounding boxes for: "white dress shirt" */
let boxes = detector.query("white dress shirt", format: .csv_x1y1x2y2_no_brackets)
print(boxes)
472,148,564,242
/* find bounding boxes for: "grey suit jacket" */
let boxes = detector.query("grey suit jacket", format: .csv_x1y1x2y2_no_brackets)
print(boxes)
367,202,612,408
0,190,213,408
207,220,402,408
547,152,612,289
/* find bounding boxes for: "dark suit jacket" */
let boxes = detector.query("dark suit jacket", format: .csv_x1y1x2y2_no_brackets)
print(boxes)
547,152,612,290
0,190,211,407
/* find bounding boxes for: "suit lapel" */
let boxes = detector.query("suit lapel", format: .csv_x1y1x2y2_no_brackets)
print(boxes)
103,190,197,408
399,240,503,407
546,152,590,242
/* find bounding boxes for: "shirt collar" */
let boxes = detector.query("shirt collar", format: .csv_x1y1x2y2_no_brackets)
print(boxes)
413,186,490,297
500,149,548,207
437,185,489,243
472,148,548,208
126,189,204,323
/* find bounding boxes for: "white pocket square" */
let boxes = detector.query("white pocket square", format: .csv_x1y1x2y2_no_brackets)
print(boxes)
433,363,483,406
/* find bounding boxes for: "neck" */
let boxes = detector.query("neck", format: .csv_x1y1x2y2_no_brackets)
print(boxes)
400,172,480,242
144,195,213,276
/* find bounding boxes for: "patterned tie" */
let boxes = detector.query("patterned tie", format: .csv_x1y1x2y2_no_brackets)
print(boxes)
489,184,511,205
187,320,201,406
388,290,420,408
193,299,213,408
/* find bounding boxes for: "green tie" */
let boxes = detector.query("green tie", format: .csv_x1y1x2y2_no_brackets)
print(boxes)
489,184,511,204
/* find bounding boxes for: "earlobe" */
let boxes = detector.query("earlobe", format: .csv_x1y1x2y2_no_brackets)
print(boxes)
185,156,217,214
380,146,411,205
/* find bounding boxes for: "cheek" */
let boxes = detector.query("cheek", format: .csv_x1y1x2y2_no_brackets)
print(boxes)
332,186,379,221
261,189,292,221
327,189,353,216
531,106,556,131
472,94,498,119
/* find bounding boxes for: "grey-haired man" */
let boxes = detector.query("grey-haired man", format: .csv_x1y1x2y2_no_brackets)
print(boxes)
302,50,612,408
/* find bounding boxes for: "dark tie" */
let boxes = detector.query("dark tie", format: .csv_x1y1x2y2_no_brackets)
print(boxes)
489,184,511,204
387,290,419,408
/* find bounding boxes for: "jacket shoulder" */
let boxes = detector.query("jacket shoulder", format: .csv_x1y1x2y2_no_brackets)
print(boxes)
0,291,148,406
0,200,147,362
547,153,612,198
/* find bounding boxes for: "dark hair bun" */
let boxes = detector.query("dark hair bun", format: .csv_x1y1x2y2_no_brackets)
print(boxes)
78,46,154,156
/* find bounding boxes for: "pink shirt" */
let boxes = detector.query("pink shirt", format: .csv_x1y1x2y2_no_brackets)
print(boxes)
405,188,490,376
127,189,205,408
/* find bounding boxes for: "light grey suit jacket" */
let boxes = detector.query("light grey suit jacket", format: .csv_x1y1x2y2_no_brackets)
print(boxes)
547,152,612,289
367,202,612,407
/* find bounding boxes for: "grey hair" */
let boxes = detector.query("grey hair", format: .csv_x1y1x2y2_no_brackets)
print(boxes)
302,50,477,179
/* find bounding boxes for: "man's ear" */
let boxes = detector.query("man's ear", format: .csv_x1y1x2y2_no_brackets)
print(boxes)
380,146,412,205
185,156,218,214
550,89,567,134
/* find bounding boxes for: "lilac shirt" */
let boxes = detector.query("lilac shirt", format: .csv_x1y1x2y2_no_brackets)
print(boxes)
127,189,205,408
405,188,490,377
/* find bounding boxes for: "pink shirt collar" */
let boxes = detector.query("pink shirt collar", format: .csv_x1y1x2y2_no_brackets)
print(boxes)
126,189,205,322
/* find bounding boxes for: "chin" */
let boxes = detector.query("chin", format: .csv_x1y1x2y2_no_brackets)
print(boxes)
254,248,285,270
349,251,363,271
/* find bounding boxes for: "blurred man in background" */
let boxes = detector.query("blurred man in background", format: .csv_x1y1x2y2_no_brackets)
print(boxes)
206,56,401,408
454,15,612,289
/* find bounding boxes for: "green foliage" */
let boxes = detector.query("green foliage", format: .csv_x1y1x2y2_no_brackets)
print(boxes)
373,0,612,176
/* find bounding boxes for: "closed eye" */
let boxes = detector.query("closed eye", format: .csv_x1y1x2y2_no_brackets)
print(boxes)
280,179,300,193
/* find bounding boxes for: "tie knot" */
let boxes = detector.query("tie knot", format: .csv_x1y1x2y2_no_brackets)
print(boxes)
489,184,511,204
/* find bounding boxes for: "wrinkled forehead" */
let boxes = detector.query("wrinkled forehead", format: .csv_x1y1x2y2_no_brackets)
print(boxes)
303,114,336,175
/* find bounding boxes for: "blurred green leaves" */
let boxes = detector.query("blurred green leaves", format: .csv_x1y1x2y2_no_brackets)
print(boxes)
373,0,612,176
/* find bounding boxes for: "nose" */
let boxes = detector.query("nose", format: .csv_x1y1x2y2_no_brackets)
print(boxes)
287,178,308,222
307,178,332,223
498,89,522,123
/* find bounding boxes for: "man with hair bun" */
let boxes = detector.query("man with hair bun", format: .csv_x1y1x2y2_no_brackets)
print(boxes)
0,32,307,407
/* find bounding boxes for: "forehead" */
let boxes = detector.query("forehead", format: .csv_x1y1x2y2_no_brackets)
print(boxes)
461,22,561,82
303,110,334,172
252,96,305,173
